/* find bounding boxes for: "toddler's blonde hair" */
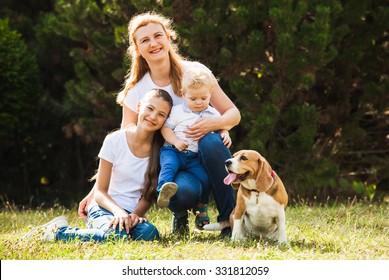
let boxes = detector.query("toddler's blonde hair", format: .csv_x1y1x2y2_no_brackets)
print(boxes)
181,68,214,95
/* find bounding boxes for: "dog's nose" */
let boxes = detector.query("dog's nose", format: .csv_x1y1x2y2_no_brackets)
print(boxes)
225,159,232,167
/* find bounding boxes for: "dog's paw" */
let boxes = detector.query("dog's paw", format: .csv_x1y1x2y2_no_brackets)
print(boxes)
231,233,246,242
277,234,288,244
278,241,290,250
277,238,290,248
203,222,226,231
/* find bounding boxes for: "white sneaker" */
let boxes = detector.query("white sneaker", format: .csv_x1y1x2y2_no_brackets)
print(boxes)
24,216,68,241
157,182,178,208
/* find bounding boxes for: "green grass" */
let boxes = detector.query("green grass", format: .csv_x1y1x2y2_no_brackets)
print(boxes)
0,199,388,260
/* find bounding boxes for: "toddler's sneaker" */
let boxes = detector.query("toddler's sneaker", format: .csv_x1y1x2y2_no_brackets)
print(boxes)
24,216,68,241
157,182,178,208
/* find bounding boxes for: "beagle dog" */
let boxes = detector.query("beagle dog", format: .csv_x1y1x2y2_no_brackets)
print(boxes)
215,150,288,244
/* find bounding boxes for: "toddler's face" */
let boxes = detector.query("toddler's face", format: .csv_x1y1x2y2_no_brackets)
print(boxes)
183,85,211,113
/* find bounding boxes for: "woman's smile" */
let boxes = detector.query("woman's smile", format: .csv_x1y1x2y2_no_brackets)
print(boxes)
149,47,162,54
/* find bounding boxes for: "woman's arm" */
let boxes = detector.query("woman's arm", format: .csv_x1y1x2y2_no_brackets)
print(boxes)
121,104,138,129
185,78,241,140
210,80,241,129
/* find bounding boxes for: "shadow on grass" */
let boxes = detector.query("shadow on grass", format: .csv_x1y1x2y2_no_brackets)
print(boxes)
288,239,342,254
160,231,341,255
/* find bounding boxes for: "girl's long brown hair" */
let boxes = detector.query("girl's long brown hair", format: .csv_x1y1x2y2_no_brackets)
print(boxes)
141,89,173,202
90,89,172,203
116,11,185,105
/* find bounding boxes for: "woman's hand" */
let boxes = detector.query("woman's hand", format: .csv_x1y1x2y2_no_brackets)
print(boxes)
184,117,219,141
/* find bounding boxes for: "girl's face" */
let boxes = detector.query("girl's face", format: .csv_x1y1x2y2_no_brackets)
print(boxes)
138,95,171,131
183,85,212,113
134,23,170,63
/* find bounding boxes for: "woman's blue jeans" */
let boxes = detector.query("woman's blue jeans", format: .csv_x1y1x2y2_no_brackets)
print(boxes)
56,204,159,242
168,133,235,222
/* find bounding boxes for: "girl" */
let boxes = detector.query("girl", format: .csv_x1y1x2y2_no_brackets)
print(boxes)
25,89,173,242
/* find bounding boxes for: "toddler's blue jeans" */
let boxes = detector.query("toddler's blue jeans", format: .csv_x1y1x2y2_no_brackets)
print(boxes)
158,145,210,205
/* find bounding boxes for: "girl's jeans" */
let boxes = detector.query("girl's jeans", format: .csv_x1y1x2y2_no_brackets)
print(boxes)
56,204,159,242
158,145,210,205
168,133,235,222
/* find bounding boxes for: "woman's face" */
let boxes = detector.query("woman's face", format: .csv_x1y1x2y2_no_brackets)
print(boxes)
134,23,170,63
138,95,171,131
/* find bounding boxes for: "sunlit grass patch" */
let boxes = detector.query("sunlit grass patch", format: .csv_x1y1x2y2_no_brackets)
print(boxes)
0,200,388,260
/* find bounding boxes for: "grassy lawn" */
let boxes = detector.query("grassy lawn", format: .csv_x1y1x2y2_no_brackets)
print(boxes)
1,199,388,260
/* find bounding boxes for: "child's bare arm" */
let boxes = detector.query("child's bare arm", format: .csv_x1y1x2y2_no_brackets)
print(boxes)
218,129,232,148
161,125,189,151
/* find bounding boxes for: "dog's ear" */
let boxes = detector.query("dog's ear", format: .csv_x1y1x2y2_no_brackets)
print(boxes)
255,156,274,192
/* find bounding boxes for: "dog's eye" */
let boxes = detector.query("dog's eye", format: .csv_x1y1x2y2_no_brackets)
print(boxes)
240,155,248,161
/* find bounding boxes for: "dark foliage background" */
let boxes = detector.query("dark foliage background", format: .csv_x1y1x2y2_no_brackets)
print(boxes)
1,0,388,207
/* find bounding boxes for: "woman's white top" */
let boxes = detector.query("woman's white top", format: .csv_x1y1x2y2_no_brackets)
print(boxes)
123,60,213,111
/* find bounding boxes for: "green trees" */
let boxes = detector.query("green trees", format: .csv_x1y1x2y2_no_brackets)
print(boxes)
175,1,388,199
0,1,387,205
0,19,43,201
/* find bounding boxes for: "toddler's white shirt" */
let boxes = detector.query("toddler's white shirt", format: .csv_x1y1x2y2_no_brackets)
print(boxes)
164,103,220,152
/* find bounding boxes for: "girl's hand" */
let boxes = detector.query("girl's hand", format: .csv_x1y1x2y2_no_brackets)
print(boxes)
128,213,148,229
220,131,232,148
109,209,131,234
78,198,89,219
184,117,218,141
78,192,93,219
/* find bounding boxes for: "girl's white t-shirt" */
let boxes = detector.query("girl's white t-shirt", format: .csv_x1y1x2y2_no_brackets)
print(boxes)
123,60,213,111
89,130,148,213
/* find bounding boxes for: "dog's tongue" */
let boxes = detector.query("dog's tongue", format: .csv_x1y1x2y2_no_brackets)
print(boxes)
224,173,237,185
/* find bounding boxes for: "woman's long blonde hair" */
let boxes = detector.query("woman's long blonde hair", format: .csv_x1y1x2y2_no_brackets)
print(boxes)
116,12,185,105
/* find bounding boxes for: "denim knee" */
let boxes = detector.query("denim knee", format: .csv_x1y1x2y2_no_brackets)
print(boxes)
198,132,235,222
199,133,222,149
131,222,160,241
198,133,231,159
168,171,202,214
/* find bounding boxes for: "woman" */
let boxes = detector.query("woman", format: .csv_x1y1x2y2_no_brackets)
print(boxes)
25,89,173,242
81,12,240,236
